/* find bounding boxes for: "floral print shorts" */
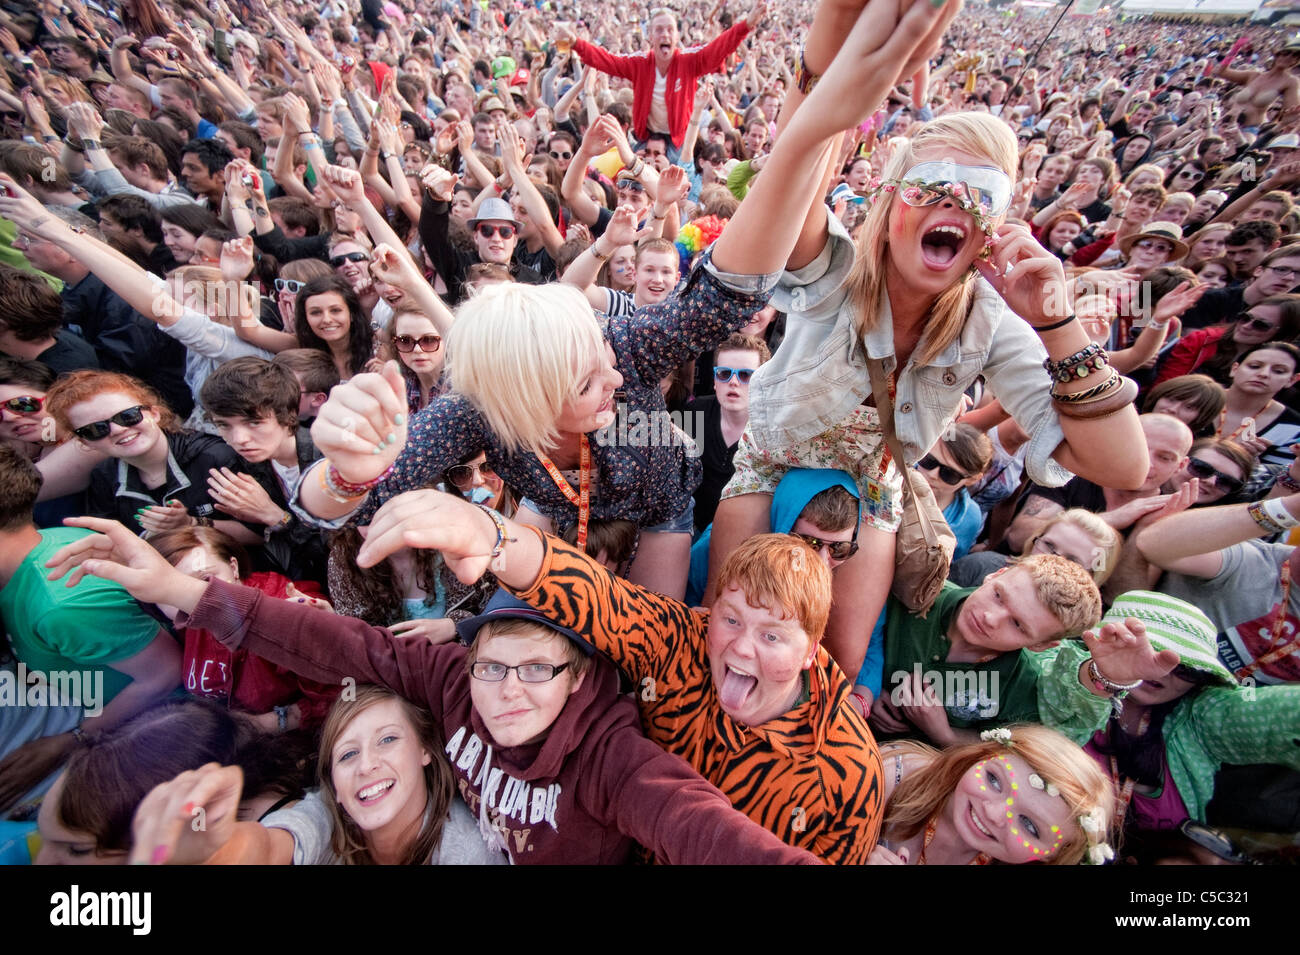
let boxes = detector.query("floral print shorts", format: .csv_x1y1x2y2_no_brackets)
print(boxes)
723,406,904,532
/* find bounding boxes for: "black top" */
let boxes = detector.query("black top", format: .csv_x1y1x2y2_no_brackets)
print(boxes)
234,427,328,584
34,329,100,376
87,430,239,528
418,193,545,305
687,395,740,533
1180,285,1245,334
60,273,194,417
998,476,1107,555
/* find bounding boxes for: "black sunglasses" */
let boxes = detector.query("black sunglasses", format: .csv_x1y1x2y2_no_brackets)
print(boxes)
791,531,859,562
274,278,305,294
476,223,515,239
393,333,442,353
713,366,755,384
549,149,572,160
1,395,43,414
917,453,970,485
74,405,146,441
1186,457,1244,493
329,251,370,268
1235,312,1277,333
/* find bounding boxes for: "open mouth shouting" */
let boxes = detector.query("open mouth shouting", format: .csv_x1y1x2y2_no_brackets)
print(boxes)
920,220,971,270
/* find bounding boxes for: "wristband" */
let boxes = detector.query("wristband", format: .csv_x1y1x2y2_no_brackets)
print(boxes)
1262,496,1300,529
70,726,90,746
274,704,290,732
590,242,612,261
476,503,517,573
848,692,870,719
1247,500,1285,535
81,139,101,151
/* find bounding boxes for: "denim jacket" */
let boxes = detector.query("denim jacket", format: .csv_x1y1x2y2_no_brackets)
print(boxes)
749,213,1071,487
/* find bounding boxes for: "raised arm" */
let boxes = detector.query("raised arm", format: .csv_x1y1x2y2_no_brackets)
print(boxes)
1136,494,1300,578
498,118,564,258
0,174,182,326
562,206,644,310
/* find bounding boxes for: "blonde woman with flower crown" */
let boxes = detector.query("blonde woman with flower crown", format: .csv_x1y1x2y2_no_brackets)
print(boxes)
869,724,1116,866
705,1,1151,684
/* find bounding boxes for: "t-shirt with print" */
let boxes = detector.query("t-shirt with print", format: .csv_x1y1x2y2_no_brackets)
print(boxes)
262,789,506,865
0,528,163,703
1161,540,1300,685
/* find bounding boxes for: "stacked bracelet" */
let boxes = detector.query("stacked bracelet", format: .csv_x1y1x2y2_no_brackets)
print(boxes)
318,462,392,504
1051,375,1138,420
1247,500,1284,535
1088,658,1142,697
627,157,645,178
1044,343,1107,383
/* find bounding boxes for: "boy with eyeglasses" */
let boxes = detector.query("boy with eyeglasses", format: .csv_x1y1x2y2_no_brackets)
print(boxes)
46,525,819,866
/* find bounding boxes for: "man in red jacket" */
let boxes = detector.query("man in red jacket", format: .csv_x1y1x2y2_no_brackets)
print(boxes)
557,3,766,158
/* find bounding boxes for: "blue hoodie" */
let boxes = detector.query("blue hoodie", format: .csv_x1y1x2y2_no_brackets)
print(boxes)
686,469,885,696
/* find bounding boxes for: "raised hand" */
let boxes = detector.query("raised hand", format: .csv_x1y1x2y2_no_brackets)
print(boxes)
356,488,496,582
656,164,690,207
309,360,409,485
322,163,366,206
0,174,71,240
496,116,527,172
369,242,422,292
1149,280,1205,326
434,123,458,156
129,763,243,865
973,222,1070,327
44,516,204,610
419,163,456,202
1083,617,1181,690
219,235,256,282
604,205,649,247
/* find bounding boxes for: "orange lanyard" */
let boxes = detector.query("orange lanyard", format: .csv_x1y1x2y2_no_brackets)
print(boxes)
1109,710,1151,831
537,434,591,548
1235,560,1296,681
1215,403,1268,439
917,815,990,866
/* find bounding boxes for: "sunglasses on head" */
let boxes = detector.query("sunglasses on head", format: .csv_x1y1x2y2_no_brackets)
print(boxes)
476,223,516,240
917,453,970,485
74,405,146,442
393,333,442,353
274,278,305,294
713,366,755,384
616,178,645,194
329,251,369,268
1186,457,1244,493
1235,312,1277,333
549,149,572,160
1,395,43,414
790,531,859,562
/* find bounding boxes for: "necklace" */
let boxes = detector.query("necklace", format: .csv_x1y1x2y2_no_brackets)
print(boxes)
1216,399,1272,439
918,814,991,866
1109,710,1152,831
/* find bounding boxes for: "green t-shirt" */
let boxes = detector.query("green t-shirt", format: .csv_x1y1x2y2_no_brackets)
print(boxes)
883,582,1106,739
0,528,162,703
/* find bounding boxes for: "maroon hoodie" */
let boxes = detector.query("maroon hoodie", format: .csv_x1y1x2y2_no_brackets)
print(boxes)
186,580,818,865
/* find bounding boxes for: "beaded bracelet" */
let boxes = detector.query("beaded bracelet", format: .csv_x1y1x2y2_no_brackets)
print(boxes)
1044,343,1108,383
476,503,517,573
318,462,392,504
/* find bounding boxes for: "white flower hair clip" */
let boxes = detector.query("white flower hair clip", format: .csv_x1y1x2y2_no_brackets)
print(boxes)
1027,773,1060,798
1078,806,1115,865
980,727,1012,745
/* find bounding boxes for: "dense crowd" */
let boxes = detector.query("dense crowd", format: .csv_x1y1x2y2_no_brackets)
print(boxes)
0,0,1297,867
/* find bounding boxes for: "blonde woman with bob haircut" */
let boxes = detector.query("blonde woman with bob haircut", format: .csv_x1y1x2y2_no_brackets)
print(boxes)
871,723,1116,865
704,5,1149,684
292,0,971,600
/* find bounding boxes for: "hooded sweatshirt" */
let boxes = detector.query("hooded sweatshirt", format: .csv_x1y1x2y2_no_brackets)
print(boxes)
185,579,817,865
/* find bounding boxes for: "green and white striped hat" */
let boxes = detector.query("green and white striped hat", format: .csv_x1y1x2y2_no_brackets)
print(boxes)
1102,591,1237,687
